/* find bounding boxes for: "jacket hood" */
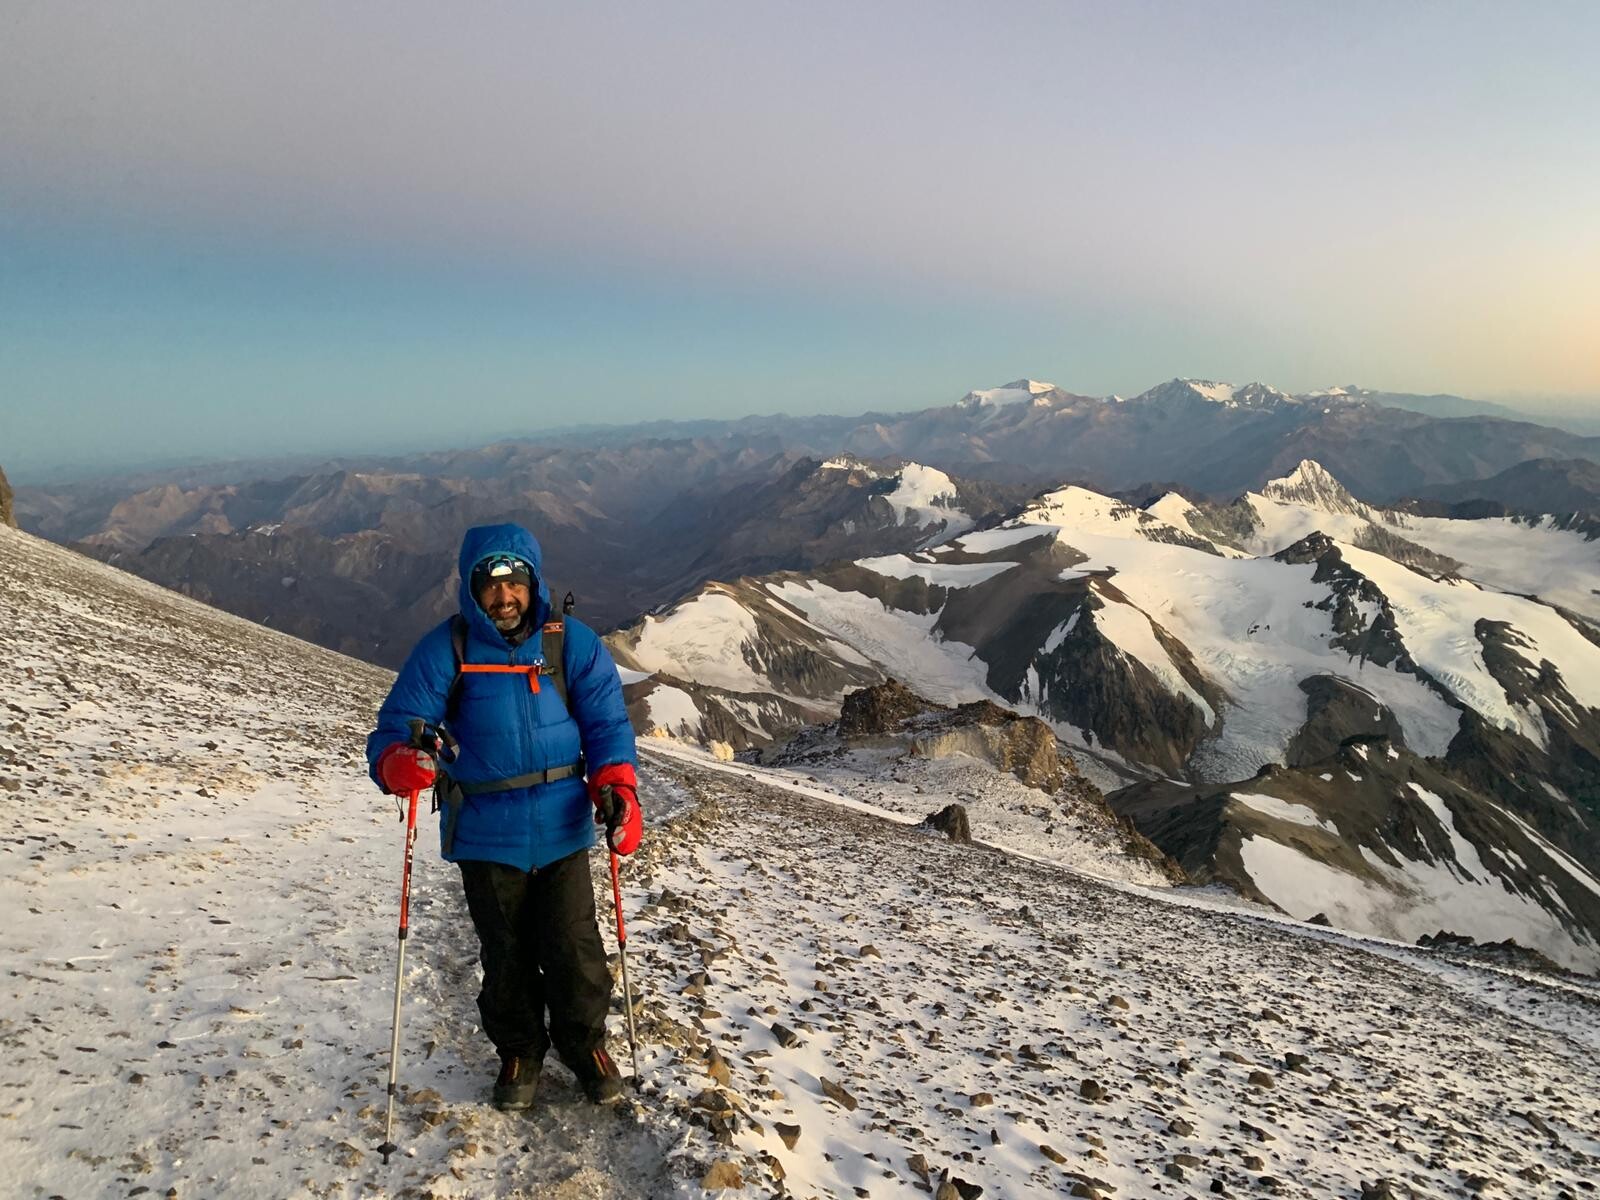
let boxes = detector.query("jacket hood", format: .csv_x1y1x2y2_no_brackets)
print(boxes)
457,523,550,643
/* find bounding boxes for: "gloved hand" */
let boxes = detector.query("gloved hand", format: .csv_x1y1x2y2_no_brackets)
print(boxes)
588,762,642,855
377,742,437,794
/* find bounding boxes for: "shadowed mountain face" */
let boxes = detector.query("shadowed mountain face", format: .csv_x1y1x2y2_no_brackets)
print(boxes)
19,447,1032,668
1408,457,1600,516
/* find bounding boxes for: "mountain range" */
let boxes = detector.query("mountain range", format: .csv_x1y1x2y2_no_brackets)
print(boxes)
13,377,1600,671
610,458,1600,971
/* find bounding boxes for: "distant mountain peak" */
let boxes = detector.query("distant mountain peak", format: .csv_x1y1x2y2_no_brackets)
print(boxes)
1257,459,1367,515
958,380,1058,408
1135,379,1302,409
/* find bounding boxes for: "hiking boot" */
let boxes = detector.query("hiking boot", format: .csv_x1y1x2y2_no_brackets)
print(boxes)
570,1045,624,1104
492,1053,539,1110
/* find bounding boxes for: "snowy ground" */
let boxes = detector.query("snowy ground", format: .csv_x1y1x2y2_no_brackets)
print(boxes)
5,524,1600,1199
731,741,1173,888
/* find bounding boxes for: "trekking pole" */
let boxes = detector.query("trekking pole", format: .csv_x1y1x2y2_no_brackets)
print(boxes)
378,719,430,1164
607,847,642,1082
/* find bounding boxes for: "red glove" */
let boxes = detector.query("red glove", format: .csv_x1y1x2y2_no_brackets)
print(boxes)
588,762,642,856
377,743,437,794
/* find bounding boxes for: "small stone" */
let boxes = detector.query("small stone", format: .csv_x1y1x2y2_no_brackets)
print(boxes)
1039,1143,1067,1164
701,1161,743,1190
859,944,881,958
1166,1163,1186,1181
1106,995,1129,1010
770,1023,801,1049
1079,1078,1104,1101
1167,1117,1194,1137
819,1076,858,1111
692,1089,734,1114
775,1122,801,1150
1247,1070,1275,1090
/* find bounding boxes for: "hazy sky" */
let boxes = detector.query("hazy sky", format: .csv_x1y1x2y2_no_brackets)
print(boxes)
3,1,1598,479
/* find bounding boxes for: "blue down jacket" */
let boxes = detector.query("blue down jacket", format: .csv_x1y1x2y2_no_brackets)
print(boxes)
366,523,637,871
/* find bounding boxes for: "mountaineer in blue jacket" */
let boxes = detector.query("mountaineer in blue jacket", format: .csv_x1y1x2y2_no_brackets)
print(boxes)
367,523,641,1108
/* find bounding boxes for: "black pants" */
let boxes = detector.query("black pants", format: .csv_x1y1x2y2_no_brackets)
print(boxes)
457,849,612,1065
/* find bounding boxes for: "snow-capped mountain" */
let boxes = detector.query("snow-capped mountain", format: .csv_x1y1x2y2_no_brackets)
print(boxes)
1153,459,1600,623
1131,379,1307,410
956,378,1061,408
609,463,1600,969
9,520,1600,1199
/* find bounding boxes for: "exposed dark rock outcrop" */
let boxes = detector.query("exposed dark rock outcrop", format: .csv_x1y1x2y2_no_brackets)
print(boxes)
838,678,927,739
1031,587,1214,778
922,804,972,843
1286,676,1406,767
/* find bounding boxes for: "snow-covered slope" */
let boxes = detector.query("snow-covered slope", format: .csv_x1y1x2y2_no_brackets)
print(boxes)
1154,458,1600,624
6,524,1600,1198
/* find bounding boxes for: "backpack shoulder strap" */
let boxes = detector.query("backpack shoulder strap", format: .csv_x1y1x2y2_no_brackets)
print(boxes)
541,619,571,714
443,613,470,726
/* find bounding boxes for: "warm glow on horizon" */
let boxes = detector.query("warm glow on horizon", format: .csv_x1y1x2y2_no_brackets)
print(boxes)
2,1,1598,476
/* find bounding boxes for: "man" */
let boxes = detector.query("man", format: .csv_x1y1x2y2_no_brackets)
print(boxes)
367,523,641,1109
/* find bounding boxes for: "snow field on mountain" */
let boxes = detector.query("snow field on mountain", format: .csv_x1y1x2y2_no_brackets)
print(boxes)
1022,487,1182,541
635,750,1600,1198
969,523,1465,777
1237,825,1600,972
625,592,775,694
626,586,871,697
1227,793,1337,833
880,465,973,538
1221,483,1600,625
643,683,707,738
855,556,1016,587
1341,542,1600,743
1393,513,1600,623
767,581,994,704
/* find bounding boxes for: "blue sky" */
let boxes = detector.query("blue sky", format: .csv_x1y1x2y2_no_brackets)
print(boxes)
3,1,1598,480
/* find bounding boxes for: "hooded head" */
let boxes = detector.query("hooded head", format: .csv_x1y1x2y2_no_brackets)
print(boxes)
457,524,550,643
